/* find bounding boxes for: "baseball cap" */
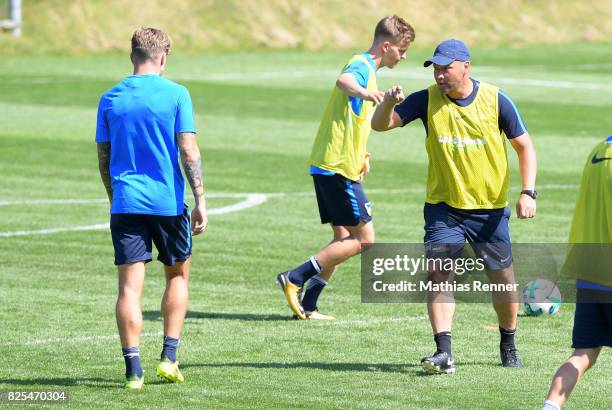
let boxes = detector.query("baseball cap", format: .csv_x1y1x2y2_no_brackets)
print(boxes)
424,39,470,67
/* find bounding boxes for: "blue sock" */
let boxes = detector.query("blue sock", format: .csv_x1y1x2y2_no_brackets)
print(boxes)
301,275,327,311
287,256,321,287
122,346,143,378
161,336,180,362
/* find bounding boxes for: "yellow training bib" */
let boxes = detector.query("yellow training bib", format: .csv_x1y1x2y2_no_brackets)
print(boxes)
310,54,378,181
426,81,509,209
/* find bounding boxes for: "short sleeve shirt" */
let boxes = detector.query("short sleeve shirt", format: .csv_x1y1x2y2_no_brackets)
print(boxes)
96,75,196,215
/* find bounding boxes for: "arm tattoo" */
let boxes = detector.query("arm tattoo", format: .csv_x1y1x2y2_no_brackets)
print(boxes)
178,133,205,203
182,155,204,200
97,142,113,203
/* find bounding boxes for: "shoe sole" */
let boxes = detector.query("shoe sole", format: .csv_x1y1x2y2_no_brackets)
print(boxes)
421,360,456,374
276,273,306,320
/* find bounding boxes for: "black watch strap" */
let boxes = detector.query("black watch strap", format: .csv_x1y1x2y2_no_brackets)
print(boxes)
521,189,538,199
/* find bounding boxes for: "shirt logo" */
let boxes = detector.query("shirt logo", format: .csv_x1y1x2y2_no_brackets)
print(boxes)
438,136,486,150
591,154,612,164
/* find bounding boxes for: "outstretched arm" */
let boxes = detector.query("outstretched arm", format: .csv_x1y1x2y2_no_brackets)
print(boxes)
509,133,537,219
177,132,208,235
97,142,113,204
371,86,405,131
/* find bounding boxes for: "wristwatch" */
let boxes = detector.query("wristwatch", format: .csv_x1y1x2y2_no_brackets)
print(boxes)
521,189,538,199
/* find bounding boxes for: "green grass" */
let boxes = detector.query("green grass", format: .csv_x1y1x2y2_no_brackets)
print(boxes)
1,45,611,409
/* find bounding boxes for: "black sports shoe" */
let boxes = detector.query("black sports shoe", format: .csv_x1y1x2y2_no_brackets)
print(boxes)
500,346,523,368
421,351,456,374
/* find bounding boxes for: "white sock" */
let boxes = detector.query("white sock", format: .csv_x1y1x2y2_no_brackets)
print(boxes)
542,400,561,410
309,256,322,273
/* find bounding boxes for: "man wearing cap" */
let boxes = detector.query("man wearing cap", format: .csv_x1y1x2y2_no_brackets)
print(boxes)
372,39,537,374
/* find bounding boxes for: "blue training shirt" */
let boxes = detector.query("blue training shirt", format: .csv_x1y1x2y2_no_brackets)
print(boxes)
394,79,527,138
95,74,196,216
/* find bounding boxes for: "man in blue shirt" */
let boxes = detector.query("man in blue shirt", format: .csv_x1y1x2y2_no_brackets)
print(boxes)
96,27,207,389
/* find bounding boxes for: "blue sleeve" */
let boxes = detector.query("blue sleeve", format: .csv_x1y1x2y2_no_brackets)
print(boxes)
95,95,110,143
498,90,527,139
343,61,369,89
175,86,196,133
394,89,428,127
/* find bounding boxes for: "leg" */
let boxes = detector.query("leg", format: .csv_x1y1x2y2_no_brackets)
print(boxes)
545,348,601,408
427,270,456,334
116,262,146,386
299,226,346,314
486,266,519,330
315,221,374,269
162,258,190,338
156,259,190,382
486,266,522,367
116,262,146,348
316,225,349,282
278,174,372,319
301,224,372,317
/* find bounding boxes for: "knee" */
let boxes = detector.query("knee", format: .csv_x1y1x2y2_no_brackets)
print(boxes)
118,283,142,298
347,237,363,256
361,230,375,245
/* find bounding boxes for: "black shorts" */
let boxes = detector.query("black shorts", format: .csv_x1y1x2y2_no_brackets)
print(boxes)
110,205,192,266
424,202,512,270
572,289,612,348
312,174,372,226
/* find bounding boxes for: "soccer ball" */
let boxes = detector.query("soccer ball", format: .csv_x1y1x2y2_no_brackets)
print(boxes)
522,279,561,316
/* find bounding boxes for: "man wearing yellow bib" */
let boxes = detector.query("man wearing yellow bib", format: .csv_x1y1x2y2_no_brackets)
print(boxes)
372,39,537,373
542,137,612,410
277,16,415,320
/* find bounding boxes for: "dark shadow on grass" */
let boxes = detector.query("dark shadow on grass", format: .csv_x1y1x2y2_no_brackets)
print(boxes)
0,377,118,389
181,362,418,373
143,310,289,322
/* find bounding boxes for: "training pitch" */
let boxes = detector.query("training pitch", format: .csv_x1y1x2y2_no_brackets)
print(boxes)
1,44,611,408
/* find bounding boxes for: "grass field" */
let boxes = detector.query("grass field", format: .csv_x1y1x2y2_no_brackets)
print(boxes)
1,44,611,409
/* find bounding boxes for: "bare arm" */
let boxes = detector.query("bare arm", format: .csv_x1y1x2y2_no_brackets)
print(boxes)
336,72,384,103
97,142,113,204
509,132,537,218
371,86,405,131
178,132,205,204
177,132,208,234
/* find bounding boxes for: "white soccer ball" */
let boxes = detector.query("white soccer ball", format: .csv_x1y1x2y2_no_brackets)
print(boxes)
522,279,561,316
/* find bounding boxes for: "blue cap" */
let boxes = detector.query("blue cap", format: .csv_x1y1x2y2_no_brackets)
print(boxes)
424,39,470,67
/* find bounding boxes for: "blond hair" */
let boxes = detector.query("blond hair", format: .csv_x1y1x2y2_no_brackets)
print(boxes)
374,15,415,45
131,27,171,63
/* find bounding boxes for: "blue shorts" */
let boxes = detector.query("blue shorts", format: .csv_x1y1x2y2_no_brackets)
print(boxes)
423,202,512,270
312,174,372,226
110,205,192,266
572,289,612,348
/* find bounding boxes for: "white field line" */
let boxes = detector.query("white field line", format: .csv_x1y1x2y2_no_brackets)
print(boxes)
14,317,421,347
0,194,268,237
24,331,163,346
0,185,577,238
177,69,612,91
11,68,612,90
